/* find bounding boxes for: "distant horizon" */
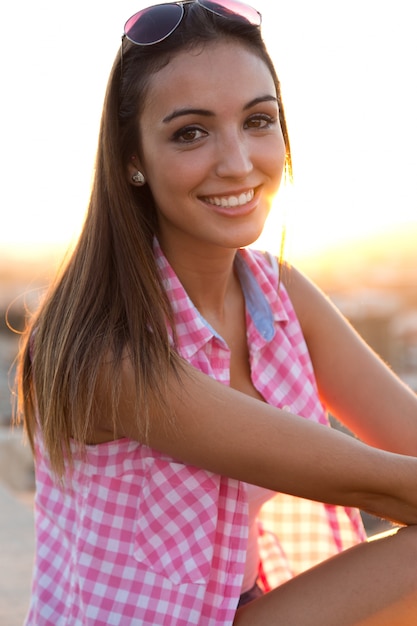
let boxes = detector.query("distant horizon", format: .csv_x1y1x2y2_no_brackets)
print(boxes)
1,219,416,281
2,1,416,279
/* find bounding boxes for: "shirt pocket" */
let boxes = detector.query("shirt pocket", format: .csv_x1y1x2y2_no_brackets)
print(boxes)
133,458,219,585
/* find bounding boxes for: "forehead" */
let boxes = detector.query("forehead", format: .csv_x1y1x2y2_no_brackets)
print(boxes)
142,41,276,119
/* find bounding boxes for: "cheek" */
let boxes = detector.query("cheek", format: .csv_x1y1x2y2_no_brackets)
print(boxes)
261,137,286,186
274,132,287,164
146,170,189,220
146,152,205,204
143,140,188,183
143,155,180,197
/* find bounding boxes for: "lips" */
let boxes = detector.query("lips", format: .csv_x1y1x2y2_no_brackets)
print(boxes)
202,189,255,208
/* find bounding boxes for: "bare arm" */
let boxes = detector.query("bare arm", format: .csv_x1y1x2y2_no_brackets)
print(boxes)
97,358,417,527
282,264,417,456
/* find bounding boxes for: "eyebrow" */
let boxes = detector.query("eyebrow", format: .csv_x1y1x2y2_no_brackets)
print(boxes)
243,95,278,110
163,108,214,123
162,95,278,124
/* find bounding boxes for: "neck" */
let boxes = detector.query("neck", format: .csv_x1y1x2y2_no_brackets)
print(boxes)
159,238,240,321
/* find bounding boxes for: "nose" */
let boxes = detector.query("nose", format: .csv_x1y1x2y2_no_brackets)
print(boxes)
215,130,253,179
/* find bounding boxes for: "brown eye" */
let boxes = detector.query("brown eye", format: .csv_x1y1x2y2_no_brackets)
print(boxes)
172,126,208,143
245,114,276,129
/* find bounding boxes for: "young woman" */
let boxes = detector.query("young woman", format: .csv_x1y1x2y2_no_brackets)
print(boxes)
18,2,417,624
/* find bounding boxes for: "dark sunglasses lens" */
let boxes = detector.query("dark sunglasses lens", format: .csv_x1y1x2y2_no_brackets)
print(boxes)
198,0,261,25
124,4,184,45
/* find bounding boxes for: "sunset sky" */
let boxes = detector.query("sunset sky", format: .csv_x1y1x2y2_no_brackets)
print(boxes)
1,0,416,264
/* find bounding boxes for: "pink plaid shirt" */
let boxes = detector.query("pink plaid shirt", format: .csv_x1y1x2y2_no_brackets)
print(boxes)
26,244,365,625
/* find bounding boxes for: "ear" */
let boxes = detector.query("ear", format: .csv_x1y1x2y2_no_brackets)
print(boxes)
127,155,146,186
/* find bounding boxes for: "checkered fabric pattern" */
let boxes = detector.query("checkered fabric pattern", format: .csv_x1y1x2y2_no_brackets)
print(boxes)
26,243,365,625
27,441,247,625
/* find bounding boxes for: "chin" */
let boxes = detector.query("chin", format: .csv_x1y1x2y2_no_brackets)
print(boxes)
230,225,266,249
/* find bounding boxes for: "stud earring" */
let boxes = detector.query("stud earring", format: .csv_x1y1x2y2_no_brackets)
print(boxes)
131,170,146,185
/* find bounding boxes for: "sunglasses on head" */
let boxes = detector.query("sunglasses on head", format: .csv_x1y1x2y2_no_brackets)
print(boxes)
123,0,262,46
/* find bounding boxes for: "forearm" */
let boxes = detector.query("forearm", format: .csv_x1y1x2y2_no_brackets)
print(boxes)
342,448,417,526
238,402,417,526
116,362,417,526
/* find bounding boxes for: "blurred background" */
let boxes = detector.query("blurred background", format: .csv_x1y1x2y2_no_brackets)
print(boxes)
1,1,416,623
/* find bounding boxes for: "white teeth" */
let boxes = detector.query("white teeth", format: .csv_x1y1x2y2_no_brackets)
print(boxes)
204,189,254,208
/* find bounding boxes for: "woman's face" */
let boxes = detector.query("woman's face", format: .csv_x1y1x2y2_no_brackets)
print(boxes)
131,40,286,256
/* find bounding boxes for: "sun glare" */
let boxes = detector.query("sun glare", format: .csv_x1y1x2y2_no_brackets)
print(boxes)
1,1,416,269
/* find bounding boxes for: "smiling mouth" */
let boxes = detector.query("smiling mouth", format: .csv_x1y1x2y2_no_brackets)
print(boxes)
202,189,255,208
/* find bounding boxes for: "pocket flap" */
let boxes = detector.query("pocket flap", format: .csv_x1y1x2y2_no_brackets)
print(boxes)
134,460,219,585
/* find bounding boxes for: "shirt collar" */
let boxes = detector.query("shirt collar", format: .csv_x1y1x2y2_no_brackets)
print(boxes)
154,239,287,358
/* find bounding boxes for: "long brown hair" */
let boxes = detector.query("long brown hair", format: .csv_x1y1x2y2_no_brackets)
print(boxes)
17,2,292,476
